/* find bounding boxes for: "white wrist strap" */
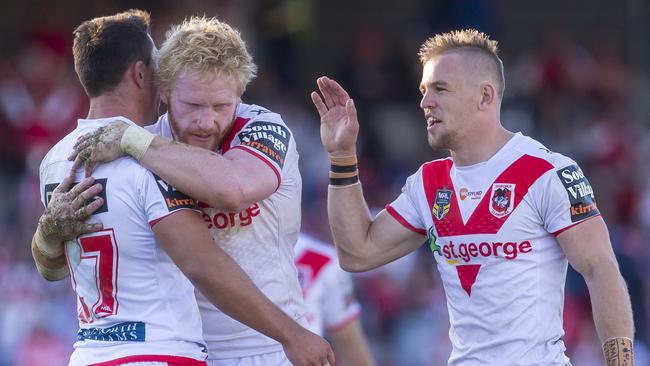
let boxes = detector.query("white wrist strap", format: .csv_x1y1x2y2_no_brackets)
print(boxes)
34,227,64,258
34,258,69,281
121,124,155,161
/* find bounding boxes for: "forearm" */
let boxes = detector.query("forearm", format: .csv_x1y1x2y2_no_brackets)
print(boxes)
585,262,634,341
332,320,374,366
585,261,634,365
190,249,302,345
327,183,376,270
141,137,243,210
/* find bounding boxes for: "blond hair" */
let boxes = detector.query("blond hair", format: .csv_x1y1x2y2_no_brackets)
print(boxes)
419,29,505,98
157,16,257,94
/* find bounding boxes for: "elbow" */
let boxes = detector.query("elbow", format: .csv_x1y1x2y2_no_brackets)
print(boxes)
581,255,621,284
338,252,374,273
205,183,250,212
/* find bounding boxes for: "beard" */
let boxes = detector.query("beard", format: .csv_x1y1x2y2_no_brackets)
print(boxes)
427,128,455,150
166,103,234,152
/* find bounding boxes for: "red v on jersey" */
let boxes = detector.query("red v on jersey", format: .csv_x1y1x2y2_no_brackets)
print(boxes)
423,155,553,237
456,264,481,296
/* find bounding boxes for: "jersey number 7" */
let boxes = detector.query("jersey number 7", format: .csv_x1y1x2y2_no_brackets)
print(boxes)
68,229,119,323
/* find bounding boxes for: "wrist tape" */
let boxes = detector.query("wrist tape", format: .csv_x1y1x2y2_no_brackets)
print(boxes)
121,124,155,161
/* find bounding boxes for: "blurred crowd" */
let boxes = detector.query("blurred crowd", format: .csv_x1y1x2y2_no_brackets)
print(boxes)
1,1,649,365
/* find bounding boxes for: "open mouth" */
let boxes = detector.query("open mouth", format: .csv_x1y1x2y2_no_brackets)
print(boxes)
426,116,442,128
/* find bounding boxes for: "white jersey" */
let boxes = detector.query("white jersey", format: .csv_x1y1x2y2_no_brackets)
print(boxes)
294,234,361,337
39,117,207,365
387,133,600,366
148,103,306,359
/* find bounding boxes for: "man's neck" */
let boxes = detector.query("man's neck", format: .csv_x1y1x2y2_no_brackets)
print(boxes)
87,94,145,127
451,125,515,167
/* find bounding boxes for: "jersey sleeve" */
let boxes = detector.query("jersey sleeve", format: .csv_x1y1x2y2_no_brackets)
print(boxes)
537,158,600,235
231,113,292,185
385,166,427,235
321,264,361,332
140,171,200,227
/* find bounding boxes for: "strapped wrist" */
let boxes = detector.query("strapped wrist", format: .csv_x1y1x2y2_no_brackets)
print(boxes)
34,227,64,259
33,257,69,280
329,154,359,186
121,124,155,161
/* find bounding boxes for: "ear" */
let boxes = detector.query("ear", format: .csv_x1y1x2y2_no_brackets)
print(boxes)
477,82,496,111
133,60,148,89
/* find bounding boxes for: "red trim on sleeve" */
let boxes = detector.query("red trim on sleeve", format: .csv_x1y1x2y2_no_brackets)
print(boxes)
231,145,281,190
89,355,206,366
325,309,361,333
149,208,200,227
385,204,427,235
552,214,602,237
220,117,250,154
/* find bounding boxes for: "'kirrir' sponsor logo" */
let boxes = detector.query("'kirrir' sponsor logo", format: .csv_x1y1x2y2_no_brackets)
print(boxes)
489,183,515,218
557,165,599,222
45,178,108,214
238,121,291,168
153,174,197,211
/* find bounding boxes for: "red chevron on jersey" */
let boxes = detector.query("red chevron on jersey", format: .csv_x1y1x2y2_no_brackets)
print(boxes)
296,250,331,295
423,155,553,237
456,264,481,296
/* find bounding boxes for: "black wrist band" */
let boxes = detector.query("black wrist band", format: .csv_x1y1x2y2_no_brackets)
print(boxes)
330,164,358,173
329,175,359,186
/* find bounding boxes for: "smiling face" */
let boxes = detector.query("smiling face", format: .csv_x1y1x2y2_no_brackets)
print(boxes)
163,68,241,151
419,51,482,151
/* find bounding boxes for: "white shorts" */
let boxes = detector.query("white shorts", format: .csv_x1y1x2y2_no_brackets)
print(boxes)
206,351,290,366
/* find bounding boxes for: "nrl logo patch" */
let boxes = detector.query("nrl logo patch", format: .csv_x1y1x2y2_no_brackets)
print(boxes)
489,183,515,218
432,189,452,220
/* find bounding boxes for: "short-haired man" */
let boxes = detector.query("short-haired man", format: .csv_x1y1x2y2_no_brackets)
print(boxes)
311,29,634,365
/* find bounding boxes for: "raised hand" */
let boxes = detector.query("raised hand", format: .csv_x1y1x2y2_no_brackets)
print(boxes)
39,168,104,243
311,76,359,157
68,121,129,177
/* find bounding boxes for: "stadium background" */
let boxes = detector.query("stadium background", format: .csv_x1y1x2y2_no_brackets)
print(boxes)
1,0,649,364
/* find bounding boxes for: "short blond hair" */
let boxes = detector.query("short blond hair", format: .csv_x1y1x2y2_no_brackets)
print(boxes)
157,16,257,94
418,29,505,98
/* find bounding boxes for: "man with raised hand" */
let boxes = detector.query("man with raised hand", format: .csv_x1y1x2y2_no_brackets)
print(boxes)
311,29,634,365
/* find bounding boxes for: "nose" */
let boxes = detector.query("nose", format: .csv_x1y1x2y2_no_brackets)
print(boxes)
196,109,218,132
420,90,436,111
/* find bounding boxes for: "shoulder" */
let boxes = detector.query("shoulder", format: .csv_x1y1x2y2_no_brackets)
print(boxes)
422,157,453,171
511,134,577,170
144,114,167,135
